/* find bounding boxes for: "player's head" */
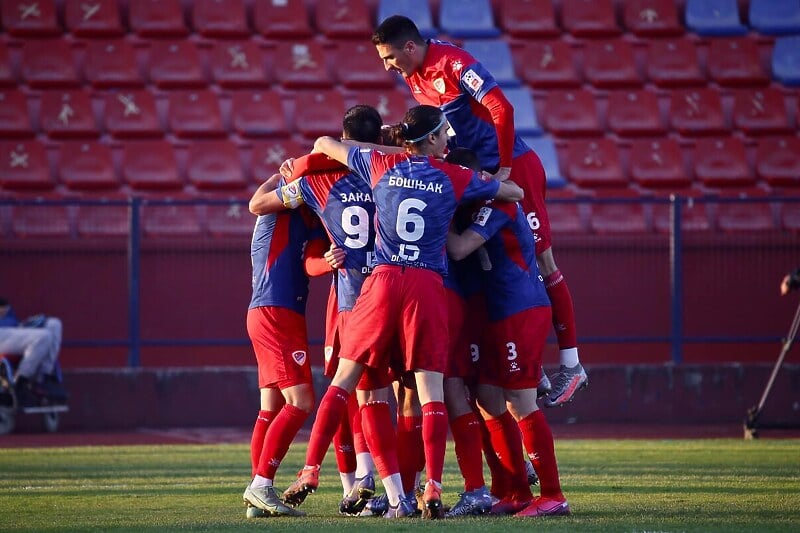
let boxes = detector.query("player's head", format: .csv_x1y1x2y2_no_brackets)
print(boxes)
387,105,449,157
372,15,426,77
444,148,481,172
342,105,383,144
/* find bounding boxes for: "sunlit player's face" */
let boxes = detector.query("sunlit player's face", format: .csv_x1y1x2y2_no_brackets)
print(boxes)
375,42,416,77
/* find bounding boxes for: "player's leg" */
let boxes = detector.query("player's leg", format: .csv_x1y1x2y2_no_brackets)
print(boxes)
413,369,448,519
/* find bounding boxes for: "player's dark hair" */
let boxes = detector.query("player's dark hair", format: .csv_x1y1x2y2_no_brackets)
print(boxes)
380,125,404,147
444,148,481,171
342,105,383,143
384,105,445,148
372,15,425,47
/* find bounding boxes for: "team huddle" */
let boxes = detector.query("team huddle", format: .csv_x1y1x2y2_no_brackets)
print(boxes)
241,16,588,520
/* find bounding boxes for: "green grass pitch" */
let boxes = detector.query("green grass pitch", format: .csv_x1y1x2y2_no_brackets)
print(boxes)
1,439,799,532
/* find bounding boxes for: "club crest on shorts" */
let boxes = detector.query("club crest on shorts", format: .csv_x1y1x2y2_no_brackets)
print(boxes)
324,346,333,363
433,78,446,94
292,350,307,366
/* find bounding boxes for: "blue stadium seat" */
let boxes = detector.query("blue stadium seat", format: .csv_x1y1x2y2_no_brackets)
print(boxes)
523,136,566,189
685,0,747,36
503,87,542,136
749,0,800,35
377,0,436,38
462,39,520,87
772,36,800,86
439,0,500,38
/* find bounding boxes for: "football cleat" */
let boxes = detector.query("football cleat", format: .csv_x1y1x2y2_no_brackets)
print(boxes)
536,369,552,399
544,364,588,408
339,473,376,515
421,480,444,519
282,465,320,507
515,495,570,517
243,486,305,517
444,486,492,517
245,504,268,518
490,496,532,515
359,494,388,517
384,494,417,519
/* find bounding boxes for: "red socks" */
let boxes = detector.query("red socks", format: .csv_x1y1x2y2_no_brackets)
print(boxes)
333,409,356,475
306,386,350,466
518,410,563,499
484,411,532,500
543,270,578,350
256,404,309,479
360,401,400,479
250,409,277,476
396,414,423,492
421,401,448,487
450,412,486,491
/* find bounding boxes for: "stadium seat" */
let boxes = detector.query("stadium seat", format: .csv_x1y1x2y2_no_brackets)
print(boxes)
316,0,373,39
58,141,118,191
74,195,130,237
21,39,80,88
587,189,649,234
523,135,566,189
780,201,800,232
272,41,334,89
192,0,249,38
148,41,207,89
646,39,705,88
514,41,581,89
64,0,123,37
250,139,307,184
9,196,72,238
685,0,747,36
0,90,33,137
497,0,559,38
669,89,728,137
440,0,500,38
561,0,621,38
332,41,396,89
713,189,775,232
733,89,792,136
376,0,436,38
104,90,162,139
294,90,348,139
749,0,800,35
84,40,144,89
129,0,188,37
503,87,542,136
167,90,225,138
623,0,683,37
39,90,99,139
0,42,15,87
707,38,770,87
544,90,602,136
140,198,203,237
0,141,53,190
204,196,255,237
772,36,800,86
546,188,586,234
230,90,289,138
187,140,246,190
209,41,270,88
349,89,412,125
583,39,643,89
253,0,313,39
122,140,182,190
755,136,800,187
2,0,60,37
565,138,626,189
629,138,690,189
607,90,665,137
463,40,520,88
651,189,713,233
693,137,755,188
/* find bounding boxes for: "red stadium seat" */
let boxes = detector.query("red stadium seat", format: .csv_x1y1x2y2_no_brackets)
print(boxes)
588,189,649,234
544,90,601,136
203,195,255,236
192,0,249,38
0,141,53,190
104,90,162,139
129,0,188,37
349,89,411,125
646,39,705,88
75,194,130,237
187,140,247,190
253,0,313,39
316,0,373,39
732,89,792,136
122,140,182,190
148,41,207,89
514,41,581,89
669,89,728,137
294,90,347,139
2,0,60,37
583,40,643,89
273,41,333,89
167,90,225,138
210,41,270,88
231,90,288,138
58,141,118,191
693,137,755,188
546,188,587,234
707,38,770,87
566,138,626,189
140,198,203,237
780,201,800,232
0,90,33,137
562,0,621,37
623,0,683,37
651,189,713,233
629,138,690,189
250,139,307,184
607,90,665,137
332,41,396,89
0,42,16,87
9,195,71,238
39,90,99,139
714,189,774,232
755,137,800,187
21,39,80,88
64,0,124,37
84,40,143,89
498,0,559,38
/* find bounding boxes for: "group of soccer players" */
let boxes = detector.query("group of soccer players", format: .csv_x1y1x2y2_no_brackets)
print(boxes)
240,15,588,520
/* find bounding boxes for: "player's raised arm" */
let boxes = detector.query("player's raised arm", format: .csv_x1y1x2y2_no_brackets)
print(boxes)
446,227,487,261
495,179,524,203
249,173,285,215
312,136,352,167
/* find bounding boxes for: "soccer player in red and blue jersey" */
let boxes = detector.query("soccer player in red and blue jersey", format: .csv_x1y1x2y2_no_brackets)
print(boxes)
373,16,588,407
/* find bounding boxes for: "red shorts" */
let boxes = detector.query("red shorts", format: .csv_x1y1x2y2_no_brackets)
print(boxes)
479,306,551,390
445,287,471,379
512,149,551,254
323,283,340,378
339,265,448,387
247,306,312,389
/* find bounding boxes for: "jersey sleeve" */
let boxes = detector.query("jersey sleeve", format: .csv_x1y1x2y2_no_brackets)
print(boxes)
276,178,306,209
460,171,501,204
458,60,499,103
346,146,375,186
290,153,347,181
481,87,515,168
467,203,511,242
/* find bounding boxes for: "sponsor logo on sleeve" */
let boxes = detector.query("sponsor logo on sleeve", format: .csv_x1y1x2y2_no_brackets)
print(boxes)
475,206,493,226
463,69,484,92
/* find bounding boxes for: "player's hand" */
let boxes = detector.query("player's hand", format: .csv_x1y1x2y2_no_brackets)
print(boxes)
781,274,791,296
279,158,295,179
324,245,346,269
264,173,282,190
493,167,512,182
